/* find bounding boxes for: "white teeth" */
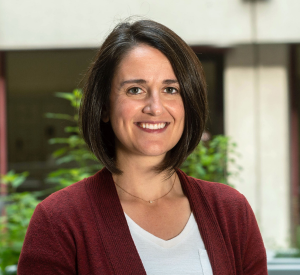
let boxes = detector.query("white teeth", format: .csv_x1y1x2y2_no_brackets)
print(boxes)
138,123,167,129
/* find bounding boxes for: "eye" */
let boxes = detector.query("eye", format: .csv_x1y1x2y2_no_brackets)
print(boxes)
164,87,178,94
127,87,143,95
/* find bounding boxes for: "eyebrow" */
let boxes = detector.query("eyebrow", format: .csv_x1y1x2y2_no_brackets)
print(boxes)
119,79,178,88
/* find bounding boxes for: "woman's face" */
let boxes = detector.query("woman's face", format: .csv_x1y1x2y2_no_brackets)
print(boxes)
106,44,185,159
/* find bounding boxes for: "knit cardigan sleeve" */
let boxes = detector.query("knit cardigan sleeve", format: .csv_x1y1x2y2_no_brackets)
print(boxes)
242,197,267,275
17,202,76,275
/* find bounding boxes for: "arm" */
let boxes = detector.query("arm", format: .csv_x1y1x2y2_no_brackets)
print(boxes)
18,203,76,275
242,197,268,275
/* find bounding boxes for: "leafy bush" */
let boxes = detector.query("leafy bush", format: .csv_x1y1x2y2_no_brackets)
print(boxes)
44,89,101,189
0,171,40,272
181,135,241,187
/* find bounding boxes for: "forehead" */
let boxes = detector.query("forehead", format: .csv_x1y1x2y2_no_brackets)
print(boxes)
113,44,177,82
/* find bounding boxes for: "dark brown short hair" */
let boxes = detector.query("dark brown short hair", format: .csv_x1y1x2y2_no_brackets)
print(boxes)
79,19,208,175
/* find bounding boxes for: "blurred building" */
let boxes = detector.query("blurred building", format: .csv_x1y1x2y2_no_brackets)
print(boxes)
0,0,300,250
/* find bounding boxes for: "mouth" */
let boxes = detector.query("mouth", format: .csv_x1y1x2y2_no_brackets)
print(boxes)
136,122,169,130
134,122,170,133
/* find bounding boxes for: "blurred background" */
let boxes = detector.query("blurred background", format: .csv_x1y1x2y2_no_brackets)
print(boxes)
1,0,300,271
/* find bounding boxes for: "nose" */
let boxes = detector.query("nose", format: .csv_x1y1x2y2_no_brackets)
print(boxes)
142,91,164,116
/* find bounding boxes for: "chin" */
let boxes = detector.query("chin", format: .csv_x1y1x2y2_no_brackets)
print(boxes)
139,145,172,157
141,139,179,155
143,151,167,157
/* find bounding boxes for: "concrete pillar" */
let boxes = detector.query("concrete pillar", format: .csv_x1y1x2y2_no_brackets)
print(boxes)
225,44,290,249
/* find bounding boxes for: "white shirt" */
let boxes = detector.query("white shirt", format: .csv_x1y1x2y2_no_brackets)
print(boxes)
124,212,213,275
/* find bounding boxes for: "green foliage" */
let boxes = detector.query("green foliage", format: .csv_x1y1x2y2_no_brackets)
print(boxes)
0,171,40,271
1,171,29,193
275,225,300,258
181,135,241,187
45,89,101,189
0,89,99,272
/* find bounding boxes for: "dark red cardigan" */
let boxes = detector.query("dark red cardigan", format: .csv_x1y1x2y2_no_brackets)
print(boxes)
18,168,267,274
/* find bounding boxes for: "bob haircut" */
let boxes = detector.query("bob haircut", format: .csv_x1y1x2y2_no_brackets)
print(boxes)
79,19,208,175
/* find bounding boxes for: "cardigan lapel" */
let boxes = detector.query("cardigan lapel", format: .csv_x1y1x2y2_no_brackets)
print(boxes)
176,169,235,275
85,168,146,275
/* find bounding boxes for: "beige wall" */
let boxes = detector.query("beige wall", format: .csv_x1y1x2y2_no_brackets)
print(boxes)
225,44,290,249
256,0,300,43
1,0,300,50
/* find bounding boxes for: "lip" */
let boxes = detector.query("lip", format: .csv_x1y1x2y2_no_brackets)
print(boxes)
134,122,170,133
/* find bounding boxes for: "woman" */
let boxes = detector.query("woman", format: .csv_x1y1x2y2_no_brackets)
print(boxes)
18,19,267,274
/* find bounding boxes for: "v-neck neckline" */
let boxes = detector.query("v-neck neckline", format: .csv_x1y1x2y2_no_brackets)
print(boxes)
124,212,195,248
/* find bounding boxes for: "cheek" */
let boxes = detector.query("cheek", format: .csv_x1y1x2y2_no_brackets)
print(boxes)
170,100,185,123
174,101,185,136
110,98,139,129
179,103,185,121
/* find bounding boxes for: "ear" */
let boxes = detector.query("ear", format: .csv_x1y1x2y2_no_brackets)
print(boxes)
101,106,109,123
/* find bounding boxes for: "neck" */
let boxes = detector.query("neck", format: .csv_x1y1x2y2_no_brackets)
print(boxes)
112,152,177,202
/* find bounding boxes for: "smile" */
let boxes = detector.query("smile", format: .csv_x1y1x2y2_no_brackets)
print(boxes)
137,123,167,129
135,122,170,133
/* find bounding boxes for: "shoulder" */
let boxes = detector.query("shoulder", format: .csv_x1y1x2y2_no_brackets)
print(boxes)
188,175,246,205
39,170,104,219
184,174,252,220
40,177,88,212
